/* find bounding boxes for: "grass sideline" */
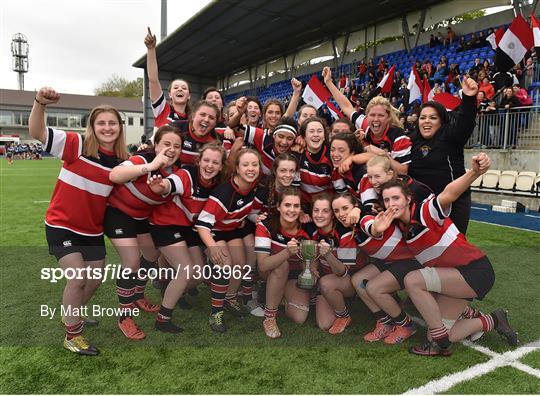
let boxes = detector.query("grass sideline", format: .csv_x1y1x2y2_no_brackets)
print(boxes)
1,159,539,394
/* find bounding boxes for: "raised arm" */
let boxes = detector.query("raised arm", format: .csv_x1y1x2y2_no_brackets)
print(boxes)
29,87,60,144
284,78,303,118
449,77,478,146
109,150,170,184
438,153,490,212
144,27,163,103
322,67,355,118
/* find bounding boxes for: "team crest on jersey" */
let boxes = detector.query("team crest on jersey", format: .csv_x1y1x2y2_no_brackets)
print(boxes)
276,233,285,242
303,161,309,167
62,240,72,247
184,141,192,149
174,232,181,239
420,145,431,157
237,199,244,206
115,228,124,235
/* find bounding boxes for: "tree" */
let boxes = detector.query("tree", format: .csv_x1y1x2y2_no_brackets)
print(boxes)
94,74,143,98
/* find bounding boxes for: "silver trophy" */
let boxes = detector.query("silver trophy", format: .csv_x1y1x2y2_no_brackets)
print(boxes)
296,240,320,290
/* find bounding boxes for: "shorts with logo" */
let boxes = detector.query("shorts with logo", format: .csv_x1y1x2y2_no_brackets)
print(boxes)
46,224,106,261
103,206,150,239
150,224,203,247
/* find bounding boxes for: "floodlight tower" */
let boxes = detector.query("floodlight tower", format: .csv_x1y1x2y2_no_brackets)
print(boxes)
11,33,29,91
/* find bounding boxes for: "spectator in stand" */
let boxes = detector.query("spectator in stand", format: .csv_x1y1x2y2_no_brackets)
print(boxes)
429,34,438,48
446,26,456,44
456,36,468,52
414,60,422,75
512,84,532,107
469,58,483,75
338,74,348,94
523,57,534,89
479,77,495,100
377,57,387,74
367,58,376,77
513,64,524,86
437,32,447,47
492,69,517,92
432,64,448,84
467,33,479,49
422,59,434,78
357,60,367,84
499,87,521,148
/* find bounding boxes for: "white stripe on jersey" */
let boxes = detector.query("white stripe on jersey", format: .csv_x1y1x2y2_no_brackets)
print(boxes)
169,173,186,196
361,188,378,203
415,223,459,264
79,156,114,171
58,168,113,197
337,247,356,264
300,183,327,193
124,182,164,205
197,211,216,229
360,227,403,260
391,147,412,160
255,236,271,251
172,196,196,222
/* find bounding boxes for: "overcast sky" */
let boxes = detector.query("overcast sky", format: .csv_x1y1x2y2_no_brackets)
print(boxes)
0,0,212,95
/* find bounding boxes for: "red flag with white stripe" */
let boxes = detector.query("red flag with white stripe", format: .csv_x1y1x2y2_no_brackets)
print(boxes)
326,101,345,120
532,14,540,57
486,27,505,50
407,66,423,104
495,15,534,72
302,75,331,109
422,75,434,103
377,65,395,94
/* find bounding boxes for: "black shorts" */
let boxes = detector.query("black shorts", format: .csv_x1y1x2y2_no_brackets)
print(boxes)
150,224,203,247
46,225,106,261
104,206,149,239
370,259,393,273
212,225,253,242
385,260,424,290
456,256,494,300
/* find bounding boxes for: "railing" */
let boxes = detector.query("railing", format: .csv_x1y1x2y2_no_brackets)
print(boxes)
466,106,540,150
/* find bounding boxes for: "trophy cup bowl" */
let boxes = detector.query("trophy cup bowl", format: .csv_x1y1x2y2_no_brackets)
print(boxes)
296,240,319,290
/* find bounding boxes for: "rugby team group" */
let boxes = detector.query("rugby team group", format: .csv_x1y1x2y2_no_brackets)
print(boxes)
29,28,518,357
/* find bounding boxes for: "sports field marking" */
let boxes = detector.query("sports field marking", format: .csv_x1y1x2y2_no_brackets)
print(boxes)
404,340,540,394
470,219,540,233
471,206,488,211
525,214,540,219
33,200,50,203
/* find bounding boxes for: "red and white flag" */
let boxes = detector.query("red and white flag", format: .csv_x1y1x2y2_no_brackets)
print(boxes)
495,15,534,72
326,101,345,120
422,75,434,103
486,27,505,50
302,75,331,109
433,92,461,111
407,66,423,104
531,14,540,57
377,65,395,94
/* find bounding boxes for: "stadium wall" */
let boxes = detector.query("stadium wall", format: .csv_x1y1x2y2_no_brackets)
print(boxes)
465,149,540,173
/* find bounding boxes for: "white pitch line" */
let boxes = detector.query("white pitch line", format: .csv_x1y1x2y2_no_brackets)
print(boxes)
33,200,50,203
525,214,540,219
470,219,540,233
404,340,540,395
509,361,540,378
471,206,489,211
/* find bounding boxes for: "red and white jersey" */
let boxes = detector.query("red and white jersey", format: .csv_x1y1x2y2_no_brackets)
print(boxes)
180,128,216,166
359,174,379,210
196,178,263,232
108,152,175,220
331,163,366,201
350,111,370,132
150,165,216,226
403,196,485,267
152,93,189,131
298,145,333,203
363,126,412,165
243,125,278,175
358,215,414,261
254,220,311,272
44,128,120,236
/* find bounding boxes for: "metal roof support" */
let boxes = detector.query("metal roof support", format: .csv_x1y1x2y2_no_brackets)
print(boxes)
372,25,377,59
283,55,289,77
290,53,296,79
363,29,368,61
248,67,253,95
412,9,426,49
332,38,339,71
265,62,269,88
160,0,167,40
340,31,350,68
401,16,411,54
